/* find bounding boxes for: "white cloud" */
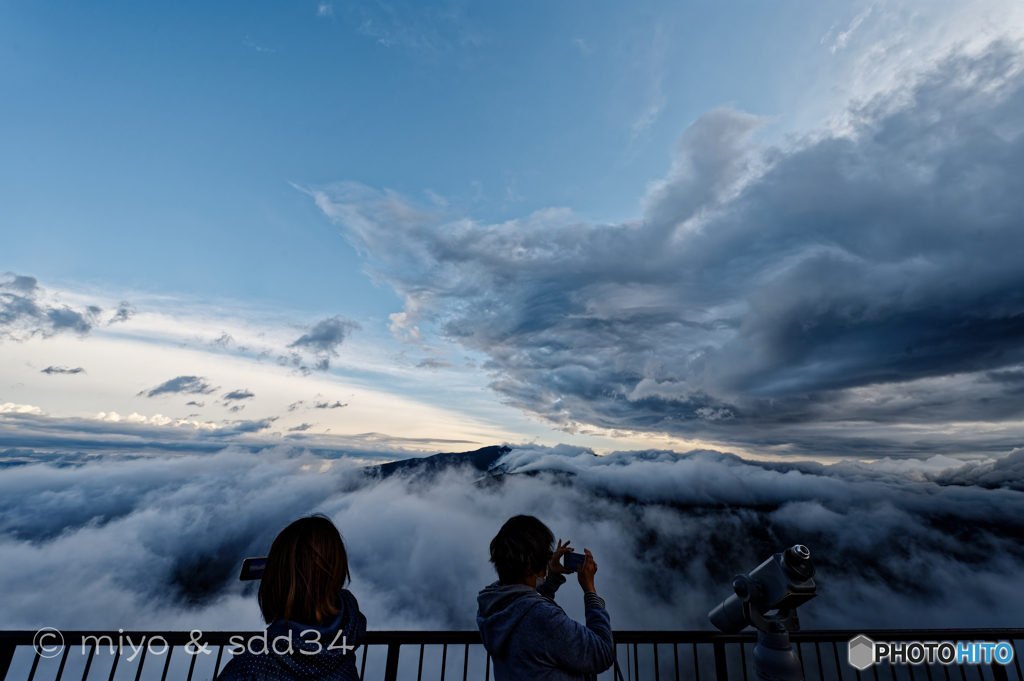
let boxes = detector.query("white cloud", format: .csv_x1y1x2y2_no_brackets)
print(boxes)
0,402,43,415
830,5,874,54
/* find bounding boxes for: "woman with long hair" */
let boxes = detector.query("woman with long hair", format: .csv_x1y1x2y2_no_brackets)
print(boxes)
218,515,366,681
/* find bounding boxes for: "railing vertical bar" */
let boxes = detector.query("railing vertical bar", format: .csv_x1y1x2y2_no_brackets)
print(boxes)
909,661,916,681
108,648,121,681
924,659,933,681
55,642,73,681
857,665,864,681
359,643,368,681
673,643,680,681
212,646,224,679
714,642,727,681
417,644,424,681
384,643,401,681
633,644,638,681
26,647,42,681
693,643,699,681
654,643,660,681
992,661,1008,681
814,642,824,681
440,643,448,681
832,642,843,681
1011,640,1023,681
158,647,172,681
184,647,196,681
131,643,148,681
942,660,951,681
889,658,897,681
0,644,16,681
872,659,880,681
462,644,469,681
740,643,748,681
82,645,98,681
957,662,967,681
485,653,491,681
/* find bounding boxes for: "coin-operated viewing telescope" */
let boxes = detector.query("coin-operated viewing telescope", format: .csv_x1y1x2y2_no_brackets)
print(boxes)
709,545,817,681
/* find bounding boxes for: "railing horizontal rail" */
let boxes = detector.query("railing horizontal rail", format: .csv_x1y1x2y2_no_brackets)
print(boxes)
2,629,1021,681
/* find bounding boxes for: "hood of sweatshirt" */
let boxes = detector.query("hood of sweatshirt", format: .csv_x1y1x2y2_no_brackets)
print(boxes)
476,582,549,655
263,590,366,680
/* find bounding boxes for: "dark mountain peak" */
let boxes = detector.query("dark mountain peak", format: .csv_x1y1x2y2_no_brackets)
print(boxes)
374,445,512,479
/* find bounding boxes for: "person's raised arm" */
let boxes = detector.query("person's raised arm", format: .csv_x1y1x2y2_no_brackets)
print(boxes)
540,549,615,674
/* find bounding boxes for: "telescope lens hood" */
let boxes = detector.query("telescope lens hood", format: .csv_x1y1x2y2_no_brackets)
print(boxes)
709,593,748,634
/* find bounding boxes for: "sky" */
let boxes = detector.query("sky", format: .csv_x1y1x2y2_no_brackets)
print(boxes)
2,0,1024,641
6,0,1024,460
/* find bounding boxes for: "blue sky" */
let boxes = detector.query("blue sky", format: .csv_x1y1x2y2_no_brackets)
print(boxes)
3,0,1024,460
2,0,840,308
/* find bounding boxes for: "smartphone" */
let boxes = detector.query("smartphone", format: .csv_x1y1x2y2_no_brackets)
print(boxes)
563,552,586,573
239,557,267,581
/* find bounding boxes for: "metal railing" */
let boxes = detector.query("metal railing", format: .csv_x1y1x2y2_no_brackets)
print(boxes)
2,630,1021,681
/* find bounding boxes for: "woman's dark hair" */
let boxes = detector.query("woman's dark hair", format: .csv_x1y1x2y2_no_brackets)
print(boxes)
489,515,554,585
258,514,350,625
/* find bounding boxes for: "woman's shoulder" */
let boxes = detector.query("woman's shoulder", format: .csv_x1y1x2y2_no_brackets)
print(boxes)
339,588,360,609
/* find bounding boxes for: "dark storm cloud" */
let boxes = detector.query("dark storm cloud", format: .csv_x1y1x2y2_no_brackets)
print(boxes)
0,445,1021,631
216,417,276,434
288,315,361,371
41,366,85,375
222,389,255,402
417,357,452,370
139,376,218,398
108,301,135,325
0,274,101,341
313,42,1024,457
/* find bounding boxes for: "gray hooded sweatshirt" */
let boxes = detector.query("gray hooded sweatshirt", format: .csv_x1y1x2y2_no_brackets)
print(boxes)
476,572,615,681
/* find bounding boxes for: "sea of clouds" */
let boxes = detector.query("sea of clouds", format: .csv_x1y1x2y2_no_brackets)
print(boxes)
1,444,1021,632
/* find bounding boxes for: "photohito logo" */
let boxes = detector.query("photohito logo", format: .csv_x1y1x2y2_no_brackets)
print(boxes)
33,628,65,659
848,635,1015,670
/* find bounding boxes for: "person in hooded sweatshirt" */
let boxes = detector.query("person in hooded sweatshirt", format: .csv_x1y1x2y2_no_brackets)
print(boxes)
218,515,366,681
477,515,615,681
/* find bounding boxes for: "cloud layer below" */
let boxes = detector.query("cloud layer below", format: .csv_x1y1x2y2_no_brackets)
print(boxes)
0,445,1020,632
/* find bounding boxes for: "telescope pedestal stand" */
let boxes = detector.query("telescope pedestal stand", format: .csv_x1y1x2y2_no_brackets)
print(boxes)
749,609,804,681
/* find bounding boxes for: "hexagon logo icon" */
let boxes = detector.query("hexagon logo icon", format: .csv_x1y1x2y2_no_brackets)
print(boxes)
848,635,875,670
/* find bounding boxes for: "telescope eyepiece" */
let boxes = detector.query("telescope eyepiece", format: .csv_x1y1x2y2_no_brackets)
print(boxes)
782,544,815,581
